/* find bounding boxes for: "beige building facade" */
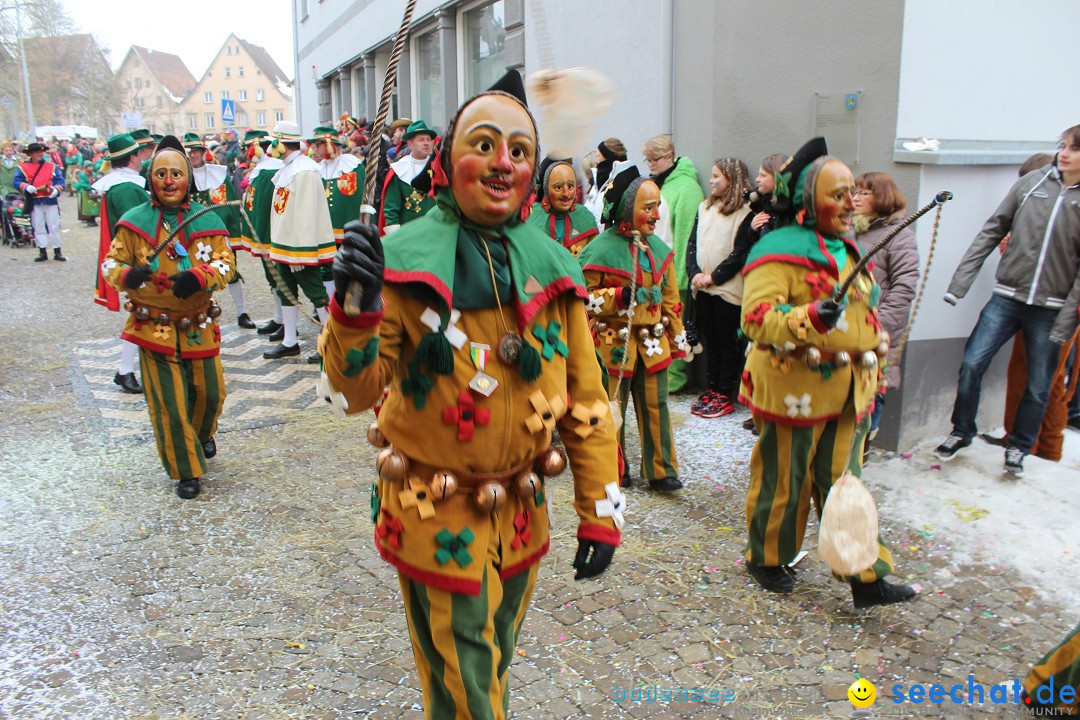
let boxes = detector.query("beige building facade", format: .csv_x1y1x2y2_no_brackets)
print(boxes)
180,34,294,135
115,46,197,136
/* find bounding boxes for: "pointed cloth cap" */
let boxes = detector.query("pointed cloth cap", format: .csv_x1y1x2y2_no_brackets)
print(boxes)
147,135,192,206
770,136,828,226
106,133,139,161
602,165,645,226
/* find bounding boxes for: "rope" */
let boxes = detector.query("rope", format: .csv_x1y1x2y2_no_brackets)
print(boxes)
612,233,646,420
886,201,944,375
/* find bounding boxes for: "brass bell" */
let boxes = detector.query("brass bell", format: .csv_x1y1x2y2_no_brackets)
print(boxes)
135,307,150,322
514,471,542,500
652,323,665,338
616,327,630,342
429,471,458,501
177,317,192,330
834,351,851,368
367,421,388,448
595,321,608,333
876,340,890,359
196,313,207,325
475,482,507,513
208,303,223,319
376,447,409,483
860,351,879,370
156,312,171,325
535,446,567,477
661,316,671,328
124,300,135,312
804,346,823,369
879,330,891,347
637,327,651,342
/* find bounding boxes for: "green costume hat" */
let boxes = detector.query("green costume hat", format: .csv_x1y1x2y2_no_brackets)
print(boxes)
308,125,343,146
151,133,164,143
242,129,268,146
602,165,646,226
131,128,154,146
403,120,436,142
182,132,207,151
106,133,140,161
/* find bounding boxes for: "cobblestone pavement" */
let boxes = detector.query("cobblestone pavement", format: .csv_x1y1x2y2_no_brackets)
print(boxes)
1,195,1076,720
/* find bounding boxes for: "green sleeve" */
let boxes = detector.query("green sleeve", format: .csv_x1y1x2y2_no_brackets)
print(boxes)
382,177,403,227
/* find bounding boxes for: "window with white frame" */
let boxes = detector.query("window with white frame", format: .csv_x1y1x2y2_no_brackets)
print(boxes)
135,97,144,108
239,66,245,78
461,0,505,99
414,30,445,131
238,89,247,101
274,110,284,122
225,67,231,78
237,112,248,126
134,77,143,89
222,90,230,100
256,110,266,127
256,88,265,102
188,115,198,129
203,91,212,103
205,114,215,129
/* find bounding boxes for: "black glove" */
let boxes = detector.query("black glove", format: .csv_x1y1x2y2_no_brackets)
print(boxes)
813,299,845,331
573,539,616,580
620,286,633,307
169,270,202,299
333,220,384,312
124,265,153,289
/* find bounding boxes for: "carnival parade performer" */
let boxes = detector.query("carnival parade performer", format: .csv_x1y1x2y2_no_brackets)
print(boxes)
578,166,689,492
527,156,598,257
15,141,66,262
102,135,236,500
319,71,621,720
309,125,366,301
238,130,287,339
378,119,437,234
738,137,916,608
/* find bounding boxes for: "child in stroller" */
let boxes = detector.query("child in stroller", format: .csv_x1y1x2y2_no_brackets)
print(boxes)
3,192,35,248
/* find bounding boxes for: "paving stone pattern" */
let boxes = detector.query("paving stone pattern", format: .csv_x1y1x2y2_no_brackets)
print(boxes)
0,197,1071,719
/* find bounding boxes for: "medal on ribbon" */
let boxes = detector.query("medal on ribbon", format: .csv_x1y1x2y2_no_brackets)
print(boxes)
468,342,498,397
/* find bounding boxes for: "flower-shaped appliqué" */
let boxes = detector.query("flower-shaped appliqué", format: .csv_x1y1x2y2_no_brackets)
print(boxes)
784,393,812,418
152,324,172,341
194,242,212,263
210,260,230,276
435,528,474,568
643,337,662,357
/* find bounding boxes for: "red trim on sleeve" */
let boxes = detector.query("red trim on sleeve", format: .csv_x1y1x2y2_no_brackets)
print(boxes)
329,294,384,328
577,524,622,547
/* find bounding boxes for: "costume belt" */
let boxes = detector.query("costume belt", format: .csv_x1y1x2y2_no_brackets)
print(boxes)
755,341,889,370
370,438,566,514
124,298,221,328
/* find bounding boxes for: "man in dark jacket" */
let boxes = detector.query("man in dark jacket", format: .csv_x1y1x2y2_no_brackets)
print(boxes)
935,124,1080,475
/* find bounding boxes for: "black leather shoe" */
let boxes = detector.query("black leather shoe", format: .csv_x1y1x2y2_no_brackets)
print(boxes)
114,372,143,394
851,579,917,609
201,437,217,459
53,249,67,261
257,319,283,335
746,561,795,593
620,474,632,489
268,327,285,342
307,353,321,365
237,313,256,329
35,248,48,262
176,478,200,499
263,343,300,359
647,477,683,492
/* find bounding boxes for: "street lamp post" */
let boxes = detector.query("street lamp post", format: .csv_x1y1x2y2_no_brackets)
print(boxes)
13,1,35,138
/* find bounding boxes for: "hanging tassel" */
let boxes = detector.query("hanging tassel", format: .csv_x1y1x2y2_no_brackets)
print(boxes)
636,286,650,305
518,341,542,383
416,331,454,375
149,256,159,272
178,256,192,271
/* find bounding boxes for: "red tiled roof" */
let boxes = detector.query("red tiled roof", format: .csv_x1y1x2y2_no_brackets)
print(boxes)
129,46,197,99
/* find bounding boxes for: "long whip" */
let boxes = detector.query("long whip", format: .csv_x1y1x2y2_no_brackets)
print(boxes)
343,0,418,316
833,191,953,302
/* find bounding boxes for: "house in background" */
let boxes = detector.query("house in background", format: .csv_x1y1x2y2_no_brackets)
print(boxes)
23,34,120,134
179,34,294,136
115,46,197,137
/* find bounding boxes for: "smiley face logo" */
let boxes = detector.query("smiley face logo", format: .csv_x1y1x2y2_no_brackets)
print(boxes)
848,678,876,708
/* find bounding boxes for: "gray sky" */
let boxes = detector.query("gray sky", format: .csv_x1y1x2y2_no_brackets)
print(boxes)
66,0,295,80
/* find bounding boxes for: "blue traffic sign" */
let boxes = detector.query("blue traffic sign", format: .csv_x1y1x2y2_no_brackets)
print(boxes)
221,99,236,124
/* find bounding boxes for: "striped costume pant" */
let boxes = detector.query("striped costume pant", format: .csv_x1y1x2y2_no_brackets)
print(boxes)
744,401,894,583
608,363,678,481
140,349,226,480
399,560,539,720
1025,622,1080,714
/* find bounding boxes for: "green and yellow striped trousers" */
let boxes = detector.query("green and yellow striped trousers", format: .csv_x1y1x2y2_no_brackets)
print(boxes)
399,559,539,720
140,348,226,480
1025,622,1080,714
609,364,678,482
744,402,894,584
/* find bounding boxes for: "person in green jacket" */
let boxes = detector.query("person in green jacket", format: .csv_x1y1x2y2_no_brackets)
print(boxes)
0,142,19,198
644,134,705,393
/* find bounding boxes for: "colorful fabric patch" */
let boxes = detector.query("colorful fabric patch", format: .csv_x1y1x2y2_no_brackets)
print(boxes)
344,338,380,377
153,324,172,341
525,390,567,434
435,528,474,568
866,309,881,333
152,271,172,294
370,483,380,523
610,346,627,365
337,172,358,195
511,511,532,550
399,477,436,520
442,389,490,442
531,321,569,361
185,328,203,346
401,360,434,410
806,269,835,298
594,481,626,530
744,302,772,326
273,187,290,214
376,508,403,549
570,398,610,439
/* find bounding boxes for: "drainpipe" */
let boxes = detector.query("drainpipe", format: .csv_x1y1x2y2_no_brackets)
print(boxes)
659,0,673,135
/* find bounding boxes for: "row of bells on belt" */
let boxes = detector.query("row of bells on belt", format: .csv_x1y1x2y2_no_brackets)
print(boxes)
774,330,890,370
595,315,671,342
367,421,566,512
125,298,222,329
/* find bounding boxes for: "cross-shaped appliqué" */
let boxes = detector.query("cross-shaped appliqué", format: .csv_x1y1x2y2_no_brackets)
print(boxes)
376,509,403,550
784,393,812,418
511,511,532,550
344,338,379,377
570,398,610,439
531,321,569,361
643,337,662,357
401,360,434,409
594,481,626,530
315,371,350,417
442,389,490,442
194,242,212,262
420,307,468,349
435,528,474,568
585,293,605,315
525,390,567,433
398,477,436,520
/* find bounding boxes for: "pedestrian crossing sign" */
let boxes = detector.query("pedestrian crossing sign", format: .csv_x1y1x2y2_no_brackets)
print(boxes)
221,99,236,124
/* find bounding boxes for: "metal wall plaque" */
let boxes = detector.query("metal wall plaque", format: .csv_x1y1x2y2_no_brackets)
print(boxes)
813,91,862,166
